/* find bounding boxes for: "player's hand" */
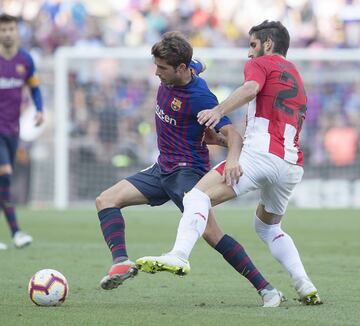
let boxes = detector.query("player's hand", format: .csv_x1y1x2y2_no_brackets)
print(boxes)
197,107,222,129
34,112,44,127
222,159,243,186
202,128,223,146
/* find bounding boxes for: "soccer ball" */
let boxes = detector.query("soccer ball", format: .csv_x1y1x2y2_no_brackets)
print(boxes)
28,269,69,306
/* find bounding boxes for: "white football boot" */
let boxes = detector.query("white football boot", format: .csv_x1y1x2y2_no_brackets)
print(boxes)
13,231,33,248
0,241,7,250
259,288,286,308
294,278,322,305
136,253,190,276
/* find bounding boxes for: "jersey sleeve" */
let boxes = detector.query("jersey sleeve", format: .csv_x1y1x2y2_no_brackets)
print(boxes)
192,77,232,131
189,58,206,76
244,59,267,91
196,94,232,132
21,50,43,111
23,51,40,88
194,92,219,115
214,115,231,132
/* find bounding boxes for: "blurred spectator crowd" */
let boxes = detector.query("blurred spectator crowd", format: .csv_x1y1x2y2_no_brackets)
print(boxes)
1,0,360,56
66,56,360,182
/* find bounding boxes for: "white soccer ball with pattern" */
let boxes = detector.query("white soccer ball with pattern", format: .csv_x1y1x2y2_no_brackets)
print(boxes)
28,269,69,306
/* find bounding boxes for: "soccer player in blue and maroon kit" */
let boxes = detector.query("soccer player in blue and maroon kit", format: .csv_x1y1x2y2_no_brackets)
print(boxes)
96,32,283,307
0,14,44,249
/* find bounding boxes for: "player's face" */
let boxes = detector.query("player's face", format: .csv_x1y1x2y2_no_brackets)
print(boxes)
154,57,182,86
0,21,18,48
248,34,265,58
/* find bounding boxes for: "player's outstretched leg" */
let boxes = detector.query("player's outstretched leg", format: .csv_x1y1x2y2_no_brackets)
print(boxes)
254,214,322,305
97,207,138,290
136,252,285,307
136,253,190,276
213,234,286,307
136,188,209,276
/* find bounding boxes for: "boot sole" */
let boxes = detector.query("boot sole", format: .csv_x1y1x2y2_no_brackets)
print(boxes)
100,267,138,290
136,259,189,276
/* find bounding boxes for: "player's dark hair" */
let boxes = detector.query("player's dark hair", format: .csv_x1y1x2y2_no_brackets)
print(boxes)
249,20,290,56
0,14,18,24
151,31,193,69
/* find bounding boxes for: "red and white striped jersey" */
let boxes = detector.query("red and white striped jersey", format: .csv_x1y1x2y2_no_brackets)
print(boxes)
243,55,307,166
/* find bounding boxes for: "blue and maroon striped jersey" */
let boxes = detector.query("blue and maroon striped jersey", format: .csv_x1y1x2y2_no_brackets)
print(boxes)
155,75,231,173
0,48,40,135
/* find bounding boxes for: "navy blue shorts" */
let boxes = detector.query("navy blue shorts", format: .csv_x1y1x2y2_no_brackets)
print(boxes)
126,163,206,212
0,134,19,167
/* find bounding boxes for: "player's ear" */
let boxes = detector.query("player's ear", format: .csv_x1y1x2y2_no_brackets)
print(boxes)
177,63,187,72
265,38,273,52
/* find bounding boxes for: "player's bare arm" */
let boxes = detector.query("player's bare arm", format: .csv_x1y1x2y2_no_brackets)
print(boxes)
197,80,260,129
218,124,243,186
202,128,228,147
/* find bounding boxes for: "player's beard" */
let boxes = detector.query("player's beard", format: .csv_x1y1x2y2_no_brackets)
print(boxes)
160,79,174,87
256,44,265,57
160,76,177,87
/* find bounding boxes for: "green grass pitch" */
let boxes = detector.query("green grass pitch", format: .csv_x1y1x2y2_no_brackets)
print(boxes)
0,207,359,326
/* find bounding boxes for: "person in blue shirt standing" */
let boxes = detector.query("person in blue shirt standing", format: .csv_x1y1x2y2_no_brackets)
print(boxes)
96,31,283,307
0,14,44,250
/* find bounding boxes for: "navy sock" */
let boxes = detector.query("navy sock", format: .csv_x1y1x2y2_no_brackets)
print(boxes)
0,174,19,236
215,234,269,291
98,207,128,263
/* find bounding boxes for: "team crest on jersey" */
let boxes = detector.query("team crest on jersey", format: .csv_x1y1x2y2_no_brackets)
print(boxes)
16,64,26,75
171,97,182,111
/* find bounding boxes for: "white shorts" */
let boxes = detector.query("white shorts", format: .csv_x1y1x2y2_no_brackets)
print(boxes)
214,149,304,215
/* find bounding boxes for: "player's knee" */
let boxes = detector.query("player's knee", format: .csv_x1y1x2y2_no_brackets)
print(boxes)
0,165,12,175
96,190,114,211
254,213,268,239
182,190,195,207
254,213,282,244
183,188,210,209
95,194,104,211
96,186,129,211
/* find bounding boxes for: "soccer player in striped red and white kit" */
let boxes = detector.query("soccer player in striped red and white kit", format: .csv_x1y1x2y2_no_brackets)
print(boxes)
97,31,284,307
0,14,44,250
138,21,322,306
